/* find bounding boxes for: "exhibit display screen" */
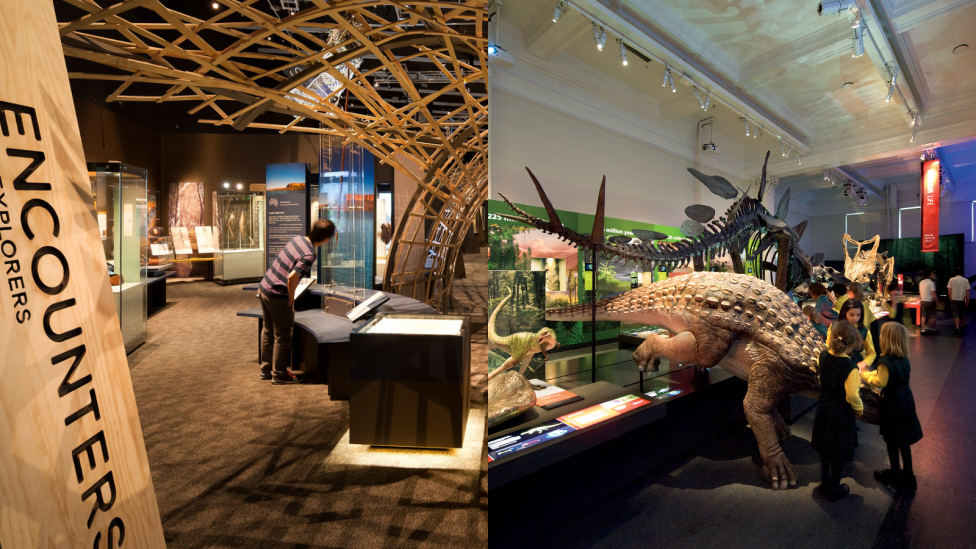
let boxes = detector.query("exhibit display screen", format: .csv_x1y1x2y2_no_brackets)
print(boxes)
366,317,464,336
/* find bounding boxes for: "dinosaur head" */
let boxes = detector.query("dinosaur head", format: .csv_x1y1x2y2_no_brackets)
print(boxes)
537,327,559,359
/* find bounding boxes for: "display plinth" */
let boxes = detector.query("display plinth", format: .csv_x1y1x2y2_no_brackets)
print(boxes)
349,314,470,448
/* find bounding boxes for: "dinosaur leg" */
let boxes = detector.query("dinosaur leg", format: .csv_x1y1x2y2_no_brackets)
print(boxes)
771,405,792,440
743,346,796,490
632,323,733,372
487,356,519,380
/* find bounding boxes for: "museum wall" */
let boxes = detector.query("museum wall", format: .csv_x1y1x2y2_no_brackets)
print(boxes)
74,99,162,198
490,88,745,230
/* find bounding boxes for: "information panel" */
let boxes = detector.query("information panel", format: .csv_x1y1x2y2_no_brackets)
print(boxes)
266,162,309,269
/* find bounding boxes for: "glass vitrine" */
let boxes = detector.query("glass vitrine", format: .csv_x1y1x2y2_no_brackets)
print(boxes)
89,162,148,354
214,189,265,284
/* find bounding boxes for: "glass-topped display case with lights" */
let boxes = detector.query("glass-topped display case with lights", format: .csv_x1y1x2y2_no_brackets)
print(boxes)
89,162,148,354
147,227,175,275
214,186,265,285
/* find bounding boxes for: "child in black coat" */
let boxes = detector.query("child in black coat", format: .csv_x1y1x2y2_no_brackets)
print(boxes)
860,322,923,491
812,321,864,501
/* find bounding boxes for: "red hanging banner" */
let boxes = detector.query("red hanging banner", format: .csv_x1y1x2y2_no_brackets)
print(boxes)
921,159,940,252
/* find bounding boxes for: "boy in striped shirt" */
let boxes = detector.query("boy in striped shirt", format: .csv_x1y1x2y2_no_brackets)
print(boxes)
259,219,335,384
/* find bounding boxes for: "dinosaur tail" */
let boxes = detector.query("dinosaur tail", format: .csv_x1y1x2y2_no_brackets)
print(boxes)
488,288,515,347
545,297,616,321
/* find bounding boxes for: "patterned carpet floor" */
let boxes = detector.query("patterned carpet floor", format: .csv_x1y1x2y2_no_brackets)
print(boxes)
127,251,488,548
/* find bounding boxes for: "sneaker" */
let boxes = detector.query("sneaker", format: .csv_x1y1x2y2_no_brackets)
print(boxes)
272,371,302,385
874,468,900,487
259,372,272,380
827,483,851,501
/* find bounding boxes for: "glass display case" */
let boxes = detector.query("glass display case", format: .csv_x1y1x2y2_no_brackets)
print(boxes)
147,227,174,275
214,190,265,285
89,162,148,354
317,134,374,294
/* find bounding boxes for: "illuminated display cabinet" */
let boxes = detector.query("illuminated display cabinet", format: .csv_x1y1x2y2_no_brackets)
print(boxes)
349,314,471,448
214,189,265,284
89,162,148,353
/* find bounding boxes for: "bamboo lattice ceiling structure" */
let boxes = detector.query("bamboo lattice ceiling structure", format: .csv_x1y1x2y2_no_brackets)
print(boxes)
56,0,489,310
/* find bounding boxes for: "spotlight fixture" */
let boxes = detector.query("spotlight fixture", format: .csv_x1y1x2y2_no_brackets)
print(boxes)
754,125,762,139
818,0,854,16
619,40,628,65
694,87,705,109
236,183,243,190
885,64,899,102
785,144,792,159
911,122,917,142
552,1,566,23
780,140,786,157
662,65,676,91
824,170,830,181
852,22,864,57
223,182,230,189
702,90,711,110
797,154,802,165
593,24,606,51
212,2,219,8
487,44,497,56
741,118,750,137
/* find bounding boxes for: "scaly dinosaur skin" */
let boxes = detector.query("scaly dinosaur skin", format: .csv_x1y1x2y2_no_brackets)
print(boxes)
487,288,559,381
549,271,826,490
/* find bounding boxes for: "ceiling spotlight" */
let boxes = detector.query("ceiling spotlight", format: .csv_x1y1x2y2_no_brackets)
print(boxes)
911,123,917,142
852,23,865,57
487,44,497,56
797,154,802,165
824,170,829,181
223,182,229,189
694,87,705,109
755,125,762,138
593,24,606,51
236,183,243,190
786,144,792,159
703,90,711,110
552,1,566,23
885,64,899,102
212,2,219,8
780,140,786,157
663,65,670,87
817,0,854,16
741,118,750,137
619,40,628,65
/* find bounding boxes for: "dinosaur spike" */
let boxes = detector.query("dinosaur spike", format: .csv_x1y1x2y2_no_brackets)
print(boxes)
525,167,563,230
758,151,771,202
591,176,606,245
793,220,808,240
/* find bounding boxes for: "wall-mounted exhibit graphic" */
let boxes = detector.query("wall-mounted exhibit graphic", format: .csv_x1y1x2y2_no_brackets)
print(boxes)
0,0,165,546
57,1,490,312
195,226,217,254
491,166,891,491
171,227,192,255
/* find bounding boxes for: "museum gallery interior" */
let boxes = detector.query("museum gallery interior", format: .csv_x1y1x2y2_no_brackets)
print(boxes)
2,0,976,547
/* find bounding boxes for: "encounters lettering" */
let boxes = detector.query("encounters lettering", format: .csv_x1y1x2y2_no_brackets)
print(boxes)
1,100,126,548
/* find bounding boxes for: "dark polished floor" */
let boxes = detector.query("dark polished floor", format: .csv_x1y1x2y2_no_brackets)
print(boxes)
491,315,976,549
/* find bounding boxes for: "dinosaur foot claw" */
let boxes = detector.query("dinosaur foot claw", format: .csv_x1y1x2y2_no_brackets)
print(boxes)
761,454,797,491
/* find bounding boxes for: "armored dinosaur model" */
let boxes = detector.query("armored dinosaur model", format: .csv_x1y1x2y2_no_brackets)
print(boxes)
487,288,559,381
495,166,879,489
550,271,826,489
498,152,816,292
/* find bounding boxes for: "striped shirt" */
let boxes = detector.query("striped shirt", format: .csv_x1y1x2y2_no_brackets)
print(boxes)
260,235,316,298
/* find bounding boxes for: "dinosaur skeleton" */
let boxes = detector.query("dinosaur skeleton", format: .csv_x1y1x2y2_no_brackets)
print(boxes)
844,234,895,296
497,152,817,292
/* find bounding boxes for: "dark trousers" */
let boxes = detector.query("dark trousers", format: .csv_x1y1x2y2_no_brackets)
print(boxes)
260,289,294,376
820,457,846,488
888,443,914,476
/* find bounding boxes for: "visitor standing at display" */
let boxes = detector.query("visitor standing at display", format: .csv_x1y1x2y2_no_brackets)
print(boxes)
802,305,829,340
826,299,876,369
919,270,938,335
947,267,970,335
812,320,863,502
810,283,838,327
258,219,336,384
860,322,922,492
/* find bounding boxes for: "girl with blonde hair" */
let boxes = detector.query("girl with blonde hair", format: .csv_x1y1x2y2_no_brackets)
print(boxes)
861,322,923,491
